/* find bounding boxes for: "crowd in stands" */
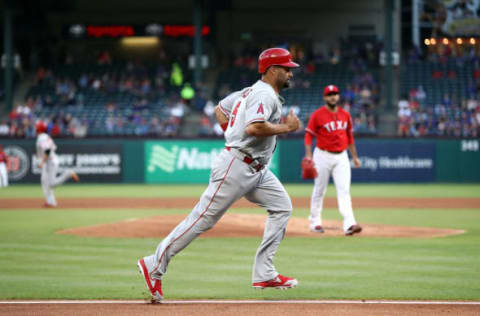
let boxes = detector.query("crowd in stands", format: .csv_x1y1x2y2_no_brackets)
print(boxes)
398,88,480,138
210,39,380,136
1,50,201,138
2,39,382,138
399,43,480,137
3,37,480,139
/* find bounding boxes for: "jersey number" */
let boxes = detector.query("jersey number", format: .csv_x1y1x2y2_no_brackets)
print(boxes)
230,101,241,127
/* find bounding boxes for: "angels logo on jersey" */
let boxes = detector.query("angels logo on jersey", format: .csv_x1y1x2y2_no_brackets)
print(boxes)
323,120,348,132
257,103,264,114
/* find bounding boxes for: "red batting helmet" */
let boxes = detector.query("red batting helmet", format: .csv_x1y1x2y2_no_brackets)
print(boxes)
36,121,47,134
324,84,339,96
258,48,299,74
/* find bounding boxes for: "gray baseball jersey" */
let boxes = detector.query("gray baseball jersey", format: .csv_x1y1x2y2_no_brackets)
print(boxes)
219,80,283,164
36,133,74,206
143,79,293,285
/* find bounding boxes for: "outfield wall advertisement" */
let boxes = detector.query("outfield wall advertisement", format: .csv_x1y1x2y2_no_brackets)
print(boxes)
2,138,479,183
3,142,122,183
349,141,436,183
144,140,279,183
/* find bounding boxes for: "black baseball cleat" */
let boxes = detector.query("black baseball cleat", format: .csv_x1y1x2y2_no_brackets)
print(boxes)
345,224,362,236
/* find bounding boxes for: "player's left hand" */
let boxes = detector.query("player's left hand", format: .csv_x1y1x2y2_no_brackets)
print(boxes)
285,109,300,132
353,157,361,168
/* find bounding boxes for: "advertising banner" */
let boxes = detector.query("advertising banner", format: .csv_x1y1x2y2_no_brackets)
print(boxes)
351,141,436,182
278,139,436,183
145,140,279,183
4,143,122,183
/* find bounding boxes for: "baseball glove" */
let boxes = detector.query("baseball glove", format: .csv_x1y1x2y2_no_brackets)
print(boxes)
301,157,317,179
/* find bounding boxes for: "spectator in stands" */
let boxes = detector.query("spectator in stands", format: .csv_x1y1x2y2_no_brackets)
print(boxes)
78,73,88,89
149,116,164,136
180,83,195,106
199,114,213,136
0,120,8,135
97,51,112,65
135,118,149,136
170,62,183,89
170,98,188,119
416,85,426,105
163,116,180,137
73,119,88,138
49,119,61,137
105,115,115,134
342,84,356,103
359,85,372,104
398,97,411,137
203,100,215,119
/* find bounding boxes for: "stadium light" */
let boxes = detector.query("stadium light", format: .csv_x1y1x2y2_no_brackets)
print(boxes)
121,37,159,46
456,38,463,45
431,38,437,45
424,38,430,46
470,38,476,45
442,38,449,45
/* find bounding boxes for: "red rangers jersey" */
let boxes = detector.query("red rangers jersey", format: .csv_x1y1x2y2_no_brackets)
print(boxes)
305,106,354,152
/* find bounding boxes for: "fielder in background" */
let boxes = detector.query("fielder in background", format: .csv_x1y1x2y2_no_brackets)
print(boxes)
0,145,9,187
303,84,362,236
138,47,301,303
35,122,79,207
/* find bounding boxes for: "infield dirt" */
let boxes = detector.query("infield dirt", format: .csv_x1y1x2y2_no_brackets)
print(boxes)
3,196,473,238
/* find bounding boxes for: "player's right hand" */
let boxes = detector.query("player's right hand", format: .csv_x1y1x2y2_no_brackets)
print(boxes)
285,109,300,132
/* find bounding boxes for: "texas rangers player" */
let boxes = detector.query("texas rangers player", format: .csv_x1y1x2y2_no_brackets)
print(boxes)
35,122,79,207
0,145,8,187
304,85,362,236
138,47,300,302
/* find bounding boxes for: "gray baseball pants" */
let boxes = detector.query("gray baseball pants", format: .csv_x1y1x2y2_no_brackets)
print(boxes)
144,148,293,283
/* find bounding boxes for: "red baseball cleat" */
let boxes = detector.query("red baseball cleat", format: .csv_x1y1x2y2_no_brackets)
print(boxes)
42,203,56,208
310,225,325,233
137,258,163,303
252,274,298,289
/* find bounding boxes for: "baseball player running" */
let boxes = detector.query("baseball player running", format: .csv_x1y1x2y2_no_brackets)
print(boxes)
35,122,79,207
138,47,300,302
0,145,9,187
304,85,362,236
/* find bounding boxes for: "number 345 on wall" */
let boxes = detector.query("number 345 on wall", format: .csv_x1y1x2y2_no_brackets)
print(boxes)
461,140,479,152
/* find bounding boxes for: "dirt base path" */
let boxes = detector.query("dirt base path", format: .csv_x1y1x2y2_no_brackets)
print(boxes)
58,213,465,239
2,197,480,209
1,301,479,316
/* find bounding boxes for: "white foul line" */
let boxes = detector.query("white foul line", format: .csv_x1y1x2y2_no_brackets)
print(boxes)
1,300,480,305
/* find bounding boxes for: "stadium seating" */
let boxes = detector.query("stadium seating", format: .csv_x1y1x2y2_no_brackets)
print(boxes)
215,62,379,134
401,58,475,105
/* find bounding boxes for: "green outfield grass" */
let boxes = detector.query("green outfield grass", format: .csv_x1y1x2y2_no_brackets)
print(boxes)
0,184,479,301
1,183,480,198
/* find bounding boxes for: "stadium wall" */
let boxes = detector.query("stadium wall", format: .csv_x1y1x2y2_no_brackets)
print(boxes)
2,138,479,184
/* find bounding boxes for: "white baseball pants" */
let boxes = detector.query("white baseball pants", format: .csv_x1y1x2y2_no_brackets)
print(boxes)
0,163,8,187
309,147,357,232
41,159,75,206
